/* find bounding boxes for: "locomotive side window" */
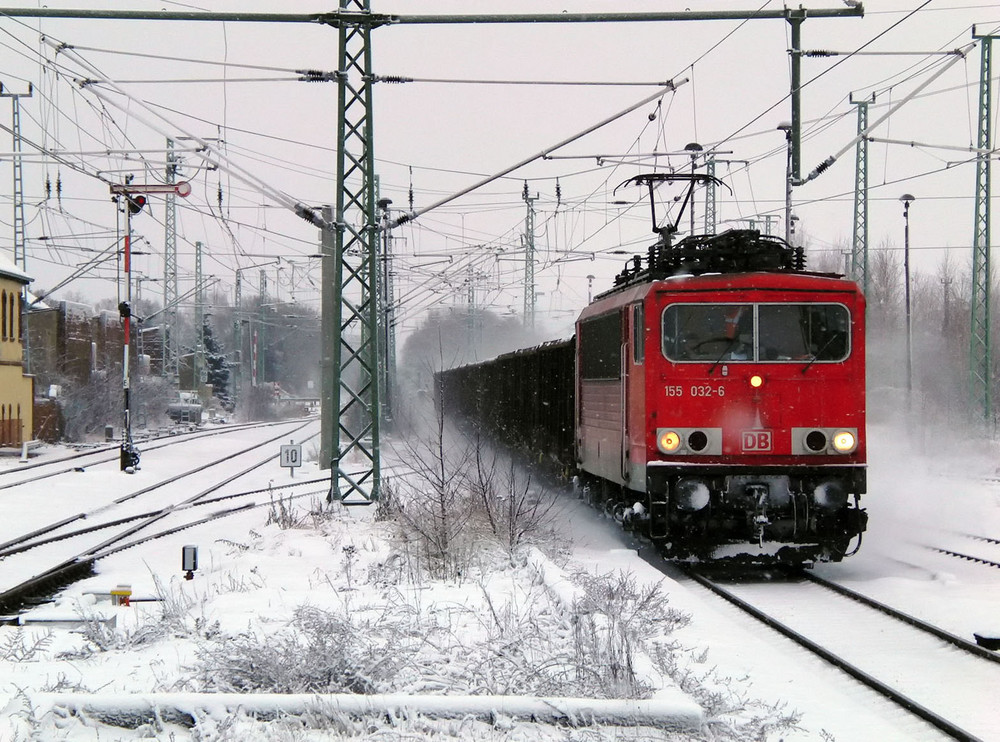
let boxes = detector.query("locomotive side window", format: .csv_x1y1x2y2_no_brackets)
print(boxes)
662,303,850,363
580,312,622,380
632,303,644,365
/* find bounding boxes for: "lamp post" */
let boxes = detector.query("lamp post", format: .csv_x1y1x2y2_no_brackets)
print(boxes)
900,193,915,401
684,142,703,236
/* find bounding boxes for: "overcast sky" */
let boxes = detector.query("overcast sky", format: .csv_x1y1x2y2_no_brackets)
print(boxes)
0,0,997,339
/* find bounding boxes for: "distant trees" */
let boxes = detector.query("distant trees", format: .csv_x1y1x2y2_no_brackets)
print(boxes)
806,236,973,425
203,317,232,410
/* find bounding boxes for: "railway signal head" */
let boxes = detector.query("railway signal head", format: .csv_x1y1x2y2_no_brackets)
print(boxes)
126,195,147,215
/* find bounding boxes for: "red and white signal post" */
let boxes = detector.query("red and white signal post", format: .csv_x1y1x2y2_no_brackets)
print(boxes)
109,181,190,472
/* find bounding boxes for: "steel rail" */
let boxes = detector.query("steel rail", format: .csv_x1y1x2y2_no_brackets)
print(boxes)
682,566,984,742
801,570,1000,664
92,488,330,561
0,417,313,490
82,431,321,555
0,421,315,553
0,481,323,558
0,429,318,615
927,546,1000,570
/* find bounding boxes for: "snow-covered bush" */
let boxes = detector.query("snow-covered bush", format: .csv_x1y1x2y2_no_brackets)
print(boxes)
471,444,561,562
0,628,52,662
191,604,411,694
572,572,690,698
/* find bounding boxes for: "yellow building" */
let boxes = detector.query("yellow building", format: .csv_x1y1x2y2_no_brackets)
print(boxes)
0,253,33,447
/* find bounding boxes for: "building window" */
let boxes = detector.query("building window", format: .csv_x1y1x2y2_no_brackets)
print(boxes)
1,290,7,340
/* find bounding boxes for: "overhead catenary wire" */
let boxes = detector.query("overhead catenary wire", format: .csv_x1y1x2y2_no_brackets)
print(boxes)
393,78,688,228
46,37,329,228
796,40,978,185
0,3,988,332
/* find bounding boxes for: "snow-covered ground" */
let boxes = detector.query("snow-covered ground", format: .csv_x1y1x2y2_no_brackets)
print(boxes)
1,415,998,740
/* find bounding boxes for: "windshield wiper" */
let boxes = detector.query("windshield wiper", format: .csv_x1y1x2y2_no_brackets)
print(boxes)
707,337,739,376
800,334,842,374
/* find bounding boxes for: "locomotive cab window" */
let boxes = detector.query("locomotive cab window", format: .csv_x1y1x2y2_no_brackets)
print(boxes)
662,303,850,363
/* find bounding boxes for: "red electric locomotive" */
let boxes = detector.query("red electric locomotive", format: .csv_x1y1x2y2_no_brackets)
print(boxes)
577,229,867,562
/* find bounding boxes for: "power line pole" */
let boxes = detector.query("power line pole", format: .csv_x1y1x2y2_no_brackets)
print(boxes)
1,83,32,374
970,28,995,428
163,138,179,385
704,156,716,235
320,205,335,472
377,196,395,428
328,0,381,504
233,269,242,404
850,96,871,292
258,269,267,385
194,240,204,390
522,181,537,329
0,84,31,270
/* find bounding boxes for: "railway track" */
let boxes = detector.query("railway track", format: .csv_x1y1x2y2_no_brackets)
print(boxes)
0,421,322,616
681,565,998,741
0,417,314,492
923,532,1000,570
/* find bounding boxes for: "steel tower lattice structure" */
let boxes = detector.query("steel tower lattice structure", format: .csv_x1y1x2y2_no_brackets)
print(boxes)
704,157,717,235
970,30,995,426
163,138,180,383
2,85,31,372
522,183,537,329
233,269,242,402
1,88,31,270
194,240,204,388
327,0,381,502
850,97,870,293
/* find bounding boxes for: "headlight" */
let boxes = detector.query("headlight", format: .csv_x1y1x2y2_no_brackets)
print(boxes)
832,430,857,453
675,478,710,511
813,480,848,509
657,430,681,453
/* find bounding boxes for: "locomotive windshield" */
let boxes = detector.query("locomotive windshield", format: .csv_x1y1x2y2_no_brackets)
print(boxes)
662,303,850,363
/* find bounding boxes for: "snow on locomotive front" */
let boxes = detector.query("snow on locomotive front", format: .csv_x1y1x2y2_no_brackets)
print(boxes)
576,229,867,563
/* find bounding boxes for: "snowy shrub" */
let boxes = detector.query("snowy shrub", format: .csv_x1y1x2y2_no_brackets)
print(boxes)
0,628,52,662
381,449,479,582
471,445,561,562
76,612,123,652
652,643,804,741
39,673,98,693
571,572,690,698
192,605,411,694
266,493,304,529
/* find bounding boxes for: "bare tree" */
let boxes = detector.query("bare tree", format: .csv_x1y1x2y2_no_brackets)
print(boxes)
866,239,903,331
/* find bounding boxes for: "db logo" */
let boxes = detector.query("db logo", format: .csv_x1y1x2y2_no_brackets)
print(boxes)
741,430,772,452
